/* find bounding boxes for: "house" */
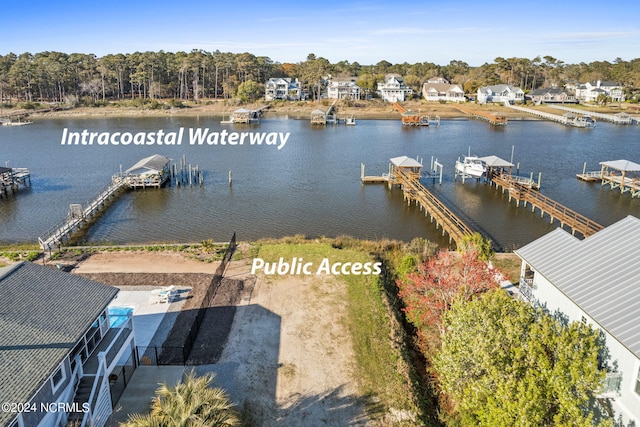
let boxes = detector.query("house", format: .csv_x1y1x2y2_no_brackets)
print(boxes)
421,77,465,103
477,84,524,104
327,77,361,100
528,87,577,104
514,216,640,425
574,80,625,102
0,262,136,427
264,77,302,101
377,74,413,102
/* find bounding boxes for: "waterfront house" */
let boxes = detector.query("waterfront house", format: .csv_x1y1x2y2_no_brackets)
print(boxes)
421,77,465,103
528,87,577,104
514,215,640,425
477,84,524,104
574,80,625,103
327,77,361,100
377,74,413,102
0,262,136,427
264,77,302,101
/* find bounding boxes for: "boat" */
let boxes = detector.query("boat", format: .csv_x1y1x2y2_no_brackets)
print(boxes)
345,115,356,125
455,156,486,179
1,119,33,126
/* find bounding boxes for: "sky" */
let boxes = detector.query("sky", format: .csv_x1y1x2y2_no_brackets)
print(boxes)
2,0,639,66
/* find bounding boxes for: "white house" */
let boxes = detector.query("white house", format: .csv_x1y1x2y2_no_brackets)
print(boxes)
421,77,465,103
528,87,577,104
0,262,137,427
264,77,302,101
477,84,524,104
327,77,361,100
574,80,625,103
515,215,640,425
377,74,413,102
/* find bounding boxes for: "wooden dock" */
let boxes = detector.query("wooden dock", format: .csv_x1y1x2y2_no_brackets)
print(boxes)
504,103,594,127
310,100,338,125
0,166,31,199
392,102,429,126
453,104,507,125
491,174,603,237
547,105,634,124
38,176,128,250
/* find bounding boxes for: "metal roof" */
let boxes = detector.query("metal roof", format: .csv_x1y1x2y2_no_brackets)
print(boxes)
125,154,171,174
390,156,423,168
600,159,640,172
478,155,514,168
0,262,118,424
515,215,640,359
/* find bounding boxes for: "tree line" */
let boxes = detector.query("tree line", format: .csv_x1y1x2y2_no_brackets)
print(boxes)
1,50,640,105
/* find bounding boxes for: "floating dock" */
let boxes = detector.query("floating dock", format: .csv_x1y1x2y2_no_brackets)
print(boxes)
547,105,634,125
453,104,507,125
0,166,31,198
491,173,603,237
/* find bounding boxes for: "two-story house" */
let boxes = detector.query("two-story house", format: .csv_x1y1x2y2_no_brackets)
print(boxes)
421,77,465,103
264,77,302,101
327,77,361,100
477,84,524,104
574,80,625,102
377,74,413,102
515,215,640,425
0,262,136,427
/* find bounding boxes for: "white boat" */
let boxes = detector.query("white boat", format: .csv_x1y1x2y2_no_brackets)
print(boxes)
1,120,33,126
455,156,486,179
345,115,356,125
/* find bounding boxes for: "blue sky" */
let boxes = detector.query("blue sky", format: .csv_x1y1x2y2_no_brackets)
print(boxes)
2,0,639,66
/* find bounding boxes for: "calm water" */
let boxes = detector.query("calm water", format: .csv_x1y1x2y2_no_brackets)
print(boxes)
1,116,639,250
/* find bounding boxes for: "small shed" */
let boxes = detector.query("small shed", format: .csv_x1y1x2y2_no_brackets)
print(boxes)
125,154,171,188
310,109,327,125
390,155,423,178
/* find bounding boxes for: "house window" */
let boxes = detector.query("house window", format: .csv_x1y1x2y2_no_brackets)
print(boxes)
635,367,640,395
51,364,66,393
601,372,622,396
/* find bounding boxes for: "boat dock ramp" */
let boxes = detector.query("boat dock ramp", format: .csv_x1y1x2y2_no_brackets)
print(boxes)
577,159,640,198
546,105,636,125
0,166,31,199
38,154,203,250
504,103,594,127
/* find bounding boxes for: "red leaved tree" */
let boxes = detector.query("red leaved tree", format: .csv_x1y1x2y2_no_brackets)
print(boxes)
398,249,499,354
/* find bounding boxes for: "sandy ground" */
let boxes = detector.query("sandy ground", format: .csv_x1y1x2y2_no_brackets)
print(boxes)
73,251,370,425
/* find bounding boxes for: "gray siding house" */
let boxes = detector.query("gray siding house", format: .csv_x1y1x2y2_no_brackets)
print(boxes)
0,262,136,427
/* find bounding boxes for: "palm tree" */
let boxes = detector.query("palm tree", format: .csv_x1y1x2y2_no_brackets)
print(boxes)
121,370,240,427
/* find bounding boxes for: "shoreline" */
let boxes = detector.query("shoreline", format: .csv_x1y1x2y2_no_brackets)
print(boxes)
5,99,630,121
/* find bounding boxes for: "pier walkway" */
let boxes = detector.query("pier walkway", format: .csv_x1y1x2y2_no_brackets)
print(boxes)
453,104,507,125
394,168,474,244
38,176,128,250
491,174,603,237
547,105,634,124
504,103,593,127
577,160,640,198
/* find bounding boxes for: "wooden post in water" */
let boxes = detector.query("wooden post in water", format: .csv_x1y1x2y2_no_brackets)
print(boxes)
361,163,365,181
538,172,542,189
229,170,232,186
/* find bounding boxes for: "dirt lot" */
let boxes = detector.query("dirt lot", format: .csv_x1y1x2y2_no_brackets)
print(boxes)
72,251,370,425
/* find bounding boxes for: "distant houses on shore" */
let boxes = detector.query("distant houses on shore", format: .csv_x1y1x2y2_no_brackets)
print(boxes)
263,74,625,105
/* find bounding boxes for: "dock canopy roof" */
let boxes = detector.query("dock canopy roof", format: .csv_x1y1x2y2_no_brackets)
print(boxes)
478,155,514,168
600,159,640,172
126,154,171,174
390,156,423,168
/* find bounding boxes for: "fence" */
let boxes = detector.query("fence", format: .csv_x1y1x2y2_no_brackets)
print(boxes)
143,232,237,365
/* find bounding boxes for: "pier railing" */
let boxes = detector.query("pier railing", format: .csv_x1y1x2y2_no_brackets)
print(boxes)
492,174,603,237
394,168,474,245
38,177,127,250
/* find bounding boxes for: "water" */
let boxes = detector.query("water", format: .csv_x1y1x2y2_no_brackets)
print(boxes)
1,116,639,250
